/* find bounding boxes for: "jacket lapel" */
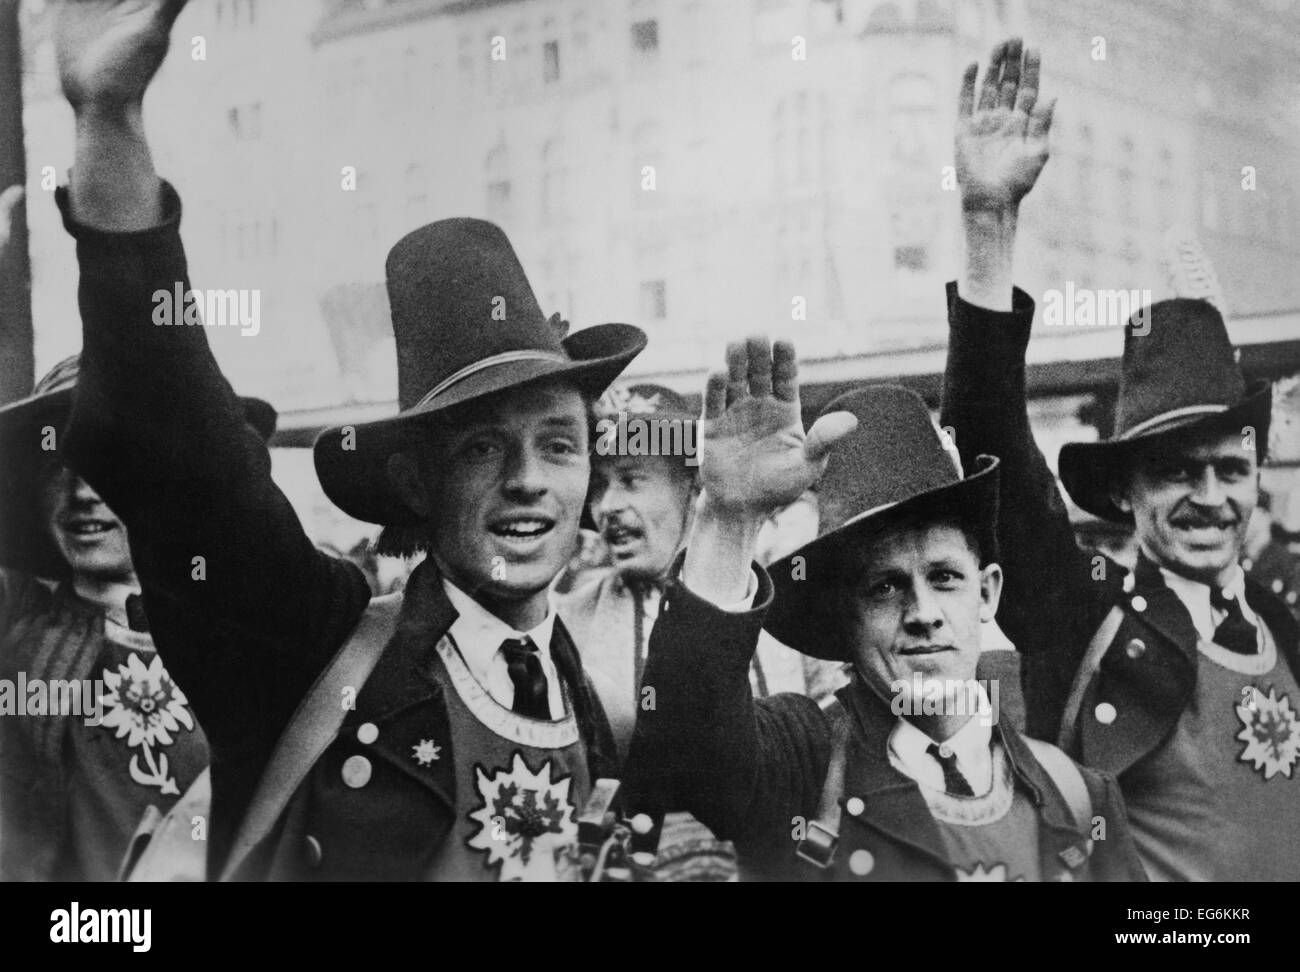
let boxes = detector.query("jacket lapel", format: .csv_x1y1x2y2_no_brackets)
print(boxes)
837,681,952,873
1001,728,1092,881
354,561,457,807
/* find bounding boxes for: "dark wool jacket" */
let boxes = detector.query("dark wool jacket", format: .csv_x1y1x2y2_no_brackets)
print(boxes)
938,282,1300,775
623,564,1147,882
56,184,616,879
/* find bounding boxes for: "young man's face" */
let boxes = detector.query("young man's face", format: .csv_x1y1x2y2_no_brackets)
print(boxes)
39,465,135,581
1116,428,1258,586
419,380,590,603
589,454,695,582
843,522,1000,710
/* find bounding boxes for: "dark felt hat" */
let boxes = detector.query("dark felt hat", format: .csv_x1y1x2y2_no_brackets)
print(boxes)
763,385,1000,661
313,218,646,525
0,354,277,579
1058,298,1272,522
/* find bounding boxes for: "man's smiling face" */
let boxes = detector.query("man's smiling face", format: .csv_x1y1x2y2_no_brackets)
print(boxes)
412,380,591,605
842,520,1000,710
40,464,135,581
1116,428,1258,586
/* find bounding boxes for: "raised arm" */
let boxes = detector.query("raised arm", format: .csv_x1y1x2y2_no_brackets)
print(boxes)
626,339,856,845
54,2,369,756
940,40,1116,736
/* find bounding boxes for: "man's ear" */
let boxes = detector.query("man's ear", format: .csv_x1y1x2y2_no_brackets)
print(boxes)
387,452,433,518
978,562,1003,622
1109,467,1134,515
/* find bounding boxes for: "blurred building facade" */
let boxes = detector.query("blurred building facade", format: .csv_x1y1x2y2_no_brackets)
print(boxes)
19,0,1300,543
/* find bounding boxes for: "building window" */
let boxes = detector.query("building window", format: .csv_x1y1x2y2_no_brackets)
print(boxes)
631,19,658,54
639,280,667,320
544,40,560,83
894,246,928,272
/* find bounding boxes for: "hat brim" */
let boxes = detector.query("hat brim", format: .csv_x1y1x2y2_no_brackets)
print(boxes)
763,455,1000,661
0,389,277,578
1058,381,1272,523
314,322,646,525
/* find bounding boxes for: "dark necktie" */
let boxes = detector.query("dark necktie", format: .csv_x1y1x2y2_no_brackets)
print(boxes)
926,743,975,797
500,636,551,719
1210,588,1258,655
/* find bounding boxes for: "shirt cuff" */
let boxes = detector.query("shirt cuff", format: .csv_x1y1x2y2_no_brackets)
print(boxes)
716,569,761,614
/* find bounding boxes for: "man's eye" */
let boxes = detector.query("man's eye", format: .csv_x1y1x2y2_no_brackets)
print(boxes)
869,580,899,597
931,570,963,586
547,437,579,456
461,439,498,459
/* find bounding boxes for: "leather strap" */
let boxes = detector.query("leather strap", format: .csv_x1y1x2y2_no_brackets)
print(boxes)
1023,736,1092,832
1057,604,1125,752
795,698,850,869
219,594,403,881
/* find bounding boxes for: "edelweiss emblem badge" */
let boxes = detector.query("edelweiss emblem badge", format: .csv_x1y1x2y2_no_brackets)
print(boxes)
1236,685,1300,780
466,753,577,880
411,739,441,766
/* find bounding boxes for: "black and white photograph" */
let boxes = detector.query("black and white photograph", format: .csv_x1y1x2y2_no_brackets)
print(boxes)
0,0,1298,950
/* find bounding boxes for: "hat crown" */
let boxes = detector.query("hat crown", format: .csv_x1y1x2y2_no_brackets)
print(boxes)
815,385,959,534
1114,298,1245,437
385,218,565,411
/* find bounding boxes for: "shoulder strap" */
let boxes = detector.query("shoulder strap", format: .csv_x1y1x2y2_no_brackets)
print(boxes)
794,697,850,869
219,594,403,881
1023,736,1092,832
1057,603,1125,752
120,767,212,882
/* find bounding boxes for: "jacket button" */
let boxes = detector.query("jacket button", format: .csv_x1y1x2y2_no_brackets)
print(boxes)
1122,572,1135,594
302,835,323,869
1130,595,1147,613
1095,702,1117,725
1288,592,1297,606
845,797,865,817
342,754,372,788
357,722,379,745
848,849,874,876
1272,579,1284,594
1125,638,1146,659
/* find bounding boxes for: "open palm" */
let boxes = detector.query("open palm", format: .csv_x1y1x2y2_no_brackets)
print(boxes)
55,0,186,109
700,339,856,515
955,39,1055,211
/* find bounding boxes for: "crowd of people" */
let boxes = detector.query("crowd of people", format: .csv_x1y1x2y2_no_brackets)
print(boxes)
1,1,1298,883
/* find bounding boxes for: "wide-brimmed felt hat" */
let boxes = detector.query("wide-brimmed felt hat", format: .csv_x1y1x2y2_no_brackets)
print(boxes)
313,218,646,525
0,354,277,579
1059,298,1272,522
763,385,1000,661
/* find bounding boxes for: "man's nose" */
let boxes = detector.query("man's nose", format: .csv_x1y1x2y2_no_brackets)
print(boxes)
596,482,630,519
902,581,945,631
502,444,547,498
1189,466,1227,507
68,475,103,505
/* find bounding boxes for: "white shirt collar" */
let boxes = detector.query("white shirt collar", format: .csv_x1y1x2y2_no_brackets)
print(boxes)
887,684,995,796
1159,563,1258,644
442,576,564,718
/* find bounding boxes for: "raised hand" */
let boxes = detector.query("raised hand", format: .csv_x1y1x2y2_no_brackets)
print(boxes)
55,0,187,111
955,38,1055,213
699,338,856,517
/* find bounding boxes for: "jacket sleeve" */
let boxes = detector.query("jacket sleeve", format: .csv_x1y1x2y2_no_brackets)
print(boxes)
56,184,372,861
623,559,831,849
939,281,1119,740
